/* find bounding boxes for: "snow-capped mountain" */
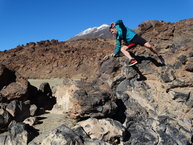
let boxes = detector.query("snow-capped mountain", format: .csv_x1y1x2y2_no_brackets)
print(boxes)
69,24,113,41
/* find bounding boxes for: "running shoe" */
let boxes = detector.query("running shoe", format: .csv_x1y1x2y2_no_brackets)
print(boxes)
128,59,138,66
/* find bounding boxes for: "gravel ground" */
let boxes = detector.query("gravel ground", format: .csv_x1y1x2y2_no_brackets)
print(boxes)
28,112,76,145
28,78,64,89
28,78,77,144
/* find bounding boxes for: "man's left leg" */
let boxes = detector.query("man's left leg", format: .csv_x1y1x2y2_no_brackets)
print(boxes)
144,42,159,56
144,42,165,65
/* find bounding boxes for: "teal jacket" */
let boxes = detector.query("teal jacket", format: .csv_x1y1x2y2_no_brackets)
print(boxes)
114,20,137,55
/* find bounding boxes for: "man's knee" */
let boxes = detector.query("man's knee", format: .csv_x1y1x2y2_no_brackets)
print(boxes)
121,46,128,52
144,42,152,48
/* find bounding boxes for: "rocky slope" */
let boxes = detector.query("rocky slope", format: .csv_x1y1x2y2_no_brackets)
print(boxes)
0,18,193,145
0,38,114,79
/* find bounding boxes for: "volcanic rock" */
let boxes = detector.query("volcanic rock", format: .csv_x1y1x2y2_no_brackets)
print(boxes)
0,64,56,133
41,124,84,145
6,100,30,122
0,64,29,101
0,122,38,145
51,80,117,120
78,118,127,144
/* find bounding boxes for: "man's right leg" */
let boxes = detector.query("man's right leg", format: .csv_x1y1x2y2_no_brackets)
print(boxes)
121,45,138,66
120,45,133,60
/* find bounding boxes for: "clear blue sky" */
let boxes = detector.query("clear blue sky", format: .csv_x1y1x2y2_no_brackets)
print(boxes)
0,0,192,51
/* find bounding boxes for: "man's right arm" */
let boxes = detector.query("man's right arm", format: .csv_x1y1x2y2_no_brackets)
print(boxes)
113,38,121,55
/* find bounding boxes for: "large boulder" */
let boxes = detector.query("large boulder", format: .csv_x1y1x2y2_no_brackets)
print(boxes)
0,122,38,145
0,64,16,90
41,124,84,145
0,109,12,129
0,64,29,101
6,100,30,122
41,124,111,145
51,80,118,120
78,118,127,144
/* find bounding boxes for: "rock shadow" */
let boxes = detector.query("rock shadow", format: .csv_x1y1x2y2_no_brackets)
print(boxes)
126,53,166,81
0,66,16,90
130,52,165,67
28,84,56,114
111,99,131,142
112,99,127,124
27,125,39,143
36,116,47,125
131,65,147,81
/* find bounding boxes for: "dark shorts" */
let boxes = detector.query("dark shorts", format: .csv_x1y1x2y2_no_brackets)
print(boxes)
126,34,147,47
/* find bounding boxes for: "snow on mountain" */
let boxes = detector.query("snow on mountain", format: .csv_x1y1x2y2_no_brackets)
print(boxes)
69,24,113,41
77,24,109,36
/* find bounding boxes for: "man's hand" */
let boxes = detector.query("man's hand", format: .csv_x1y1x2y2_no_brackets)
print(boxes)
111,53,116,57
103,55,110,61
103,53,116,61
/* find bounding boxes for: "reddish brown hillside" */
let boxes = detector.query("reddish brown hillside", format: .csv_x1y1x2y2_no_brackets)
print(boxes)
0,38,114,79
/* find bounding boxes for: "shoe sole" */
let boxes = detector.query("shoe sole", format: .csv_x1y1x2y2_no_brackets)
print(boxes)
128,62,138,66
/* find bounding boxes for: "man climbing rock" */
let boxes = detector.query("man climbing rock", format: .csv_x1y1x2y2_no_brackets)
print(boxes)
109,20,165,66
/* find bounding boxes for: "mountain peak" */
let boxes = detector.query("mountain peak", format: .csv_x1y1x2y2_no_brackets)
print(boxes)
98,24,109,29
69,24,113,41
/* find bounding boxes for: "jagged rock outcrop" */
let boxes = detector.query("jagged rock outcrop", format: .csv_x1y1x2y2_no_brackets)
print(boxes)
49,49,192,144
97,21,193,143
48,18,193,144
